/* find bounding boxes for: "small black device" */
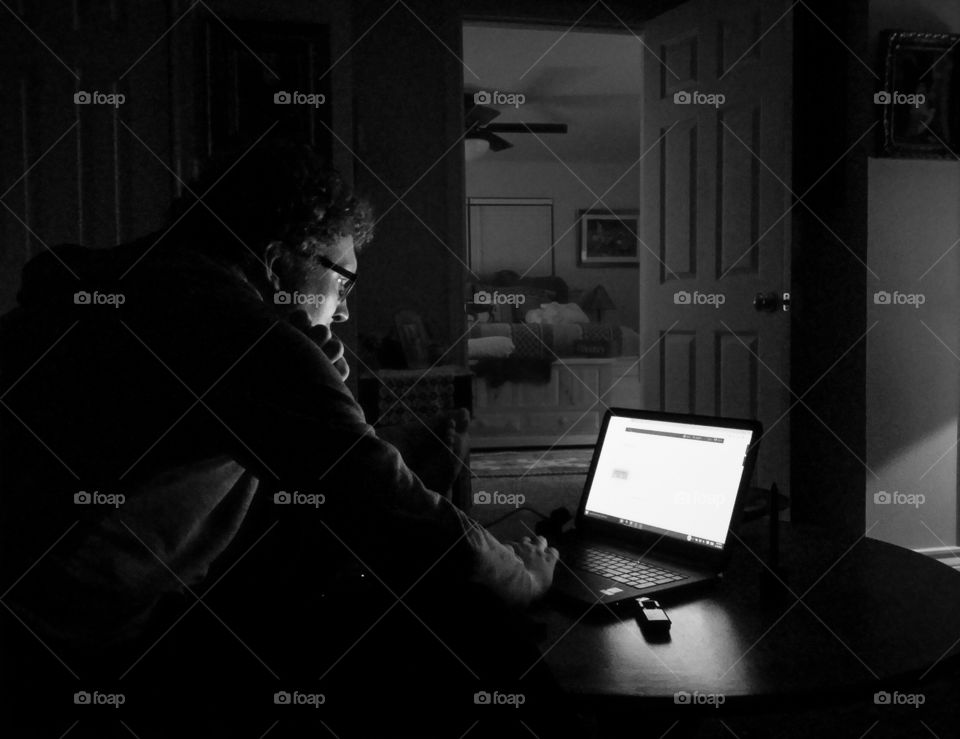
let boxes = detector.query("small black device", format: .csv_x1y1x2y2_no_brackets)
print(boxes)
635,597,671,633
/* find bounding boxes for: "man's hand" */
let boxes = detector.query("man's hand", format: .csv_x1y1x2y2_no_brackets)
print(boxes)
509,535,559,599
318,331,349,380
287,311,350,380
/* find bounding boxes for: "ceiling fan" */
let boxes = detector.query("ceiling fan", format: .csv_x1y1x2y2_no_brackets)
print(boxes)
464,93,568,152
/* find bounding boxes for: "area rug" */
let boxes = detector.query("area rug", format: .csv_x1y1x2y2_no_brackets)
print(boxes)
468,448,593,539
471,448,593,478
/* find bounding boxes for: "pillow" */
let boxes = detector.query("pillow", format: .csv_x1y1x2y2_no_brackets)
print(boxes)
538,301,591,325
551,323,583,355
473,322,511,338
468,336,515,359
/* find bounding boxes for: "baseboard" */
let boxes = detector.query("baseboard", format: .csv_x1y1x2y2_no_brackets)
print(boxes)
914,545,960,555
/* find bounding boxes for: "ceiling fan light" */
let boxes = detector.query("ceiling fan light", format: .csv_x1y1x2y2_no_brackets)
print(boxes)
464,137,490,161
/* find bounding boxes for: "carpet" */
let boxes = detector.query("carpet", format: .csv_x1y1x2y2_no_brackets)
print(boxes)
469,449,592,540
471,448,593,477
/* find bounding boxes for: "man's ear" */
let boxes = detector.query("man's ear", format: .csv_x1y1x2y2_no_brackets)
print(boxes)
263,241,284,291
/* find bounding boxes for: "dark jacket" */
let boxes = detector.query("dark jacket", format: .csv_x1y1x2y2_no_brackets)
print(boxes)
0,237,531,650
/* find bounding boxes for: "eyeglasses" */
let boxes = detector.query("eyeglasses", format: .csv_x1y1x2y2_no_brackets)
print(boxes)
315,254,357,301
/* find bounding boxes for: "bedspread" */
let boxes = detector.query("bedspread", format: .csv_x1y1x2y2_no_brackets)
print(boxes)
469,321,623,359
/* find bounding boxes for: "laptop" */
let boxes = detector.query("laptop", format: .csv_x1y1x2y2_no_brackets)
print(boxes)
552,408,762,606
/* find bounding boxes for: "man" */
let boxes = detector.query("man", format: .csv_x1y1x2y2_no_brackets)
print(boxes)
0,141,564,736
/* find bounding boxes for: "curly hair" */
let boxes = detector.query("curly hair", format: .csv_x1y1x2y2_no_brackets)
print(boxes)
169,139,374,278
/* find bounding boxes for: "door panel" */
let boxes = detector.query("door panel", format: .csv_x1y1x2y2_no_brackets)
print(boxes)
716,105,761,277
660,121,698,281
660,330,696,414
642,0,792,497
716,330,758,419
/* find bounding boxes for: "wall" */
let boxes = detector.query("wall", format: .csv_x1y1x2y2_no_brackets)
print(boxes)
351,0,467,364
0,0,359,380
1,0,352,312
866,0,960,548
0,0,178,314
466,159,640,330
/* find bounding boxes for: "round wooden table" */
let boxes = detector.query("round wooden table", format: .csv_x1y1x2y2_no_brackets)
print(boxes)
533,522,960,714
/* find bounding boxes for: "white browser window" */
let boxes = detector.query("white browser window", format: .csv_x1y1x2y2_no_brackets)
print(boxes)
584,416,754,547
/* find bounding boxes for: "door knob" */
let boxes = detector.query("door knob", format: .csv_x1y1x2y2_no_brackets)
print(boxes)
753,291,790,312
754,292,779,312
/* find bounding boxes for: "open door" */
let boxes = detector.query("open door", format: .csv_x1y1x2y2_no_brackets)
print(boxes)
640,0,793,498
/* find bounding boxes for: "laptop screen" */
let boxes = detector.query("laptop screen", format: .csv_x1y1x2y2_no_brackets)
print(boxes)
582,414,756,549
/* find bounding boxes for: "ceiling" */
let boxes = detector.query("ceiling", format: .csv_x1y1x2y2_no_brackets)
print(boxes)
462,24,643,163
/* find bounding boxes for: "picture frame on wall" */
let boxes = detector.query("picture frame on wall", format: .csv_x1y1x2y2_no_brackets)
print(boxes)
202,19,331,160
393,310,432,369
577,209,640,266
877,30,960,159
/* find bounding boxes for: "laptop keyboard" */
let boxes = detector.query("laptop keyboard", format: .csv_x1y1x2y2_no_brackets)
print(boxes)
570,546,687,590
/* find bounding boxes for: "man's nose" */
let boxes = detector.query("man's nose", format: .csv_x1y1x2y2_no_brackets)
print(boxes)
333,297,349,322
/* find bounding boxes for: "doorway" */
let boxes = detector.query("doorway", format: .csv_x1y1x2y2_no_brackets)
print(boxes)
463,22,646,450
461,5,793,505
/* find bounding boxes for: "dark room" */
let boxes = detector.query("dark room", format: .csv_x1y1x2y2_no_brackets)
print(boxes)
2,0,960,737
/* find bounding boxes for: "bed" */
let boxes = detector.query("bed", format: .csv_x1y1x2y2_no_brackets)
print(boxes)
466,273,641,448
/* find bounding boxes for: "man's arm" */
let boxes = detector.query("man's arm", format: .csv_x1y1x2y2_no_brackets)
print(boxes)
123,254,556,606
288,313,471,496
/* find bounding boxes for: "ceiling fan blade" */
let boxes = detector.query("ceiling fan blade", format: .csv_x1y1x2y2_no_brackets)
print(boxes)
463,93,501,127
484,123,568,134
485,132,513,151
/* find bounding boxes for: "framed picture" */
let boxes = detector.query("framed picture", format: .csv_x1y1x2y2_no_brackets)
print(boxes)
201,19,332,160
577,209,640,266
394,309,432,369
878,31,960,158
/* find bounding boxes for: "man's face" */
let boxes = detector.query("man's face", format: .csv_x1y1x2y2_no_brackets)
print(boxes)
297,235,357,328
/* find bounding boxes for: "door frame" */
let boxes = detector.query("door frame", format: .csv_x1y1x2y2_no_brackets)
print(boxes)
789,0,870,540
461,0,872,538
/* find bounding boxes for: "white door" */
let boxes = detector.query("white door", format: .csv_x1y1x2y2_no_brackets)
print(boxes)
640,0,792,496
